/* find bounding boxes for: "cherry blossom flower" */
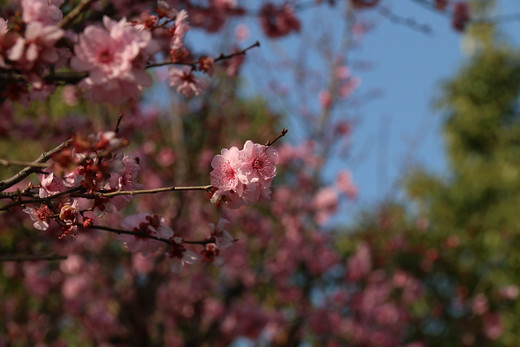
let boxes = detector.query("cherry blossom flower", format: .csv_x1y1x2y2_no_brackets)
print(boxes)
210,141,279,208
168,66,206,97
7,23,64,87
313,187,338,225
346,242,372,281
210,218,234,249
168,235,200,273
119,213,173,255
335,170,357,199
21,0,64,26
23,204,53,230
210,145,244,207
259,3,300,38
59,200,80,225
39,171,67,198
169,9,189,52
71,17,156,104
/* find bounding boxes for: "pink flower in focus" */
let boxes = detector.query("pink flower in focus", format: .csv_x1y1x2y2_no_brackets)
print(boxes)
210,145,244,207
239,140,279,197
39,171,67,198
169,66,206,97
59,199,79,225
119,213,174,255
210,141,280,208
21,0,64,26
23,204,53,230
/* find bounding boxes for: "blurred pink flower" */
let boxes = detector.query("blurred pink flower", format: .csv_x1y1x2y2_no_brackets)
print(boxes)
347,242,371,281
119,213,173,255
21,0,63,26
71,16,156,104
168,66,206,97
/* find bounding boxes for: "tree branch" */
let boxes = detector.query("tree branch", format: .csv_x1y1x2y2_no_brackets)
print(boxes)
0,139,72,192
0,254,67,262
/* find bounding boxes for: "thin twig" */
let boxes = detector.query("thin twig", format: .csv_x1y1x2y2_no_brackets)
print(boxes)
74,185,213,198
58,0,95,29
265,129,288,147
115,114,124,134
0,254,68,262
146,41,261,69
0,139,72,192
0,159,51,168
88,224,214,246
378,7,433,35
0,186,84,211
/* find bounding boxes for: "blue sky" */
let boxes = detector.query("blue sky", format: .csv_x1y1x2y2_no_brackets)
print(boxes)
187,1,520,218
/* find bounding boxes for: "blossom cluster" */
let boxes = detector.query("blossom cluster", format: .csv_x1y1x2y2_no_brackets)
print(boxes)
22,131,139,239
210,140,279,209
0,1,213,105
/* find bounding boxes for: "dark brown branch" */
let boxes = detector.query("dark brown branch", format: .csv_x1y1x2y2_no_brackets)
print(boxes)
265,129,288,147
58,0,95,29
0,186,84,211
0,254,67,262
0,159,51,168
73,185,213,199
378,7,433,35
0,139,72,192
146,41,261,69
88,224,215,246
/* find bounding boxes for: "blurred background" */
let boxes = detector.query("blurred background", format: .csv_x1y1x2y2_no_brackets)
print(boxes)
3,0,520,346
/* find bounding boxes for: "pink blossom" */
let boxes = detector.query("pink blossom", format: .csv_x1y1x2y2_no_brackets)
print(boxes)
483,312,504,340
106,155,141,210
346,242,371,281
313,187,338,225
210,218,234,249
169,66,206,97
210,141,280,208
23,204,53,230
235,24,250,41
499,285,519,300
170,10,189,52
7,23,64,87
39,171,67,198
239,140,279,197
119,213,174,255
59,199,79,225
471,293,489,315
21,0,64,26
71,17,156,104
210,145,244,206
168,235,200,273
259,3,301,38
318,90,332,109
335,170,357,199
